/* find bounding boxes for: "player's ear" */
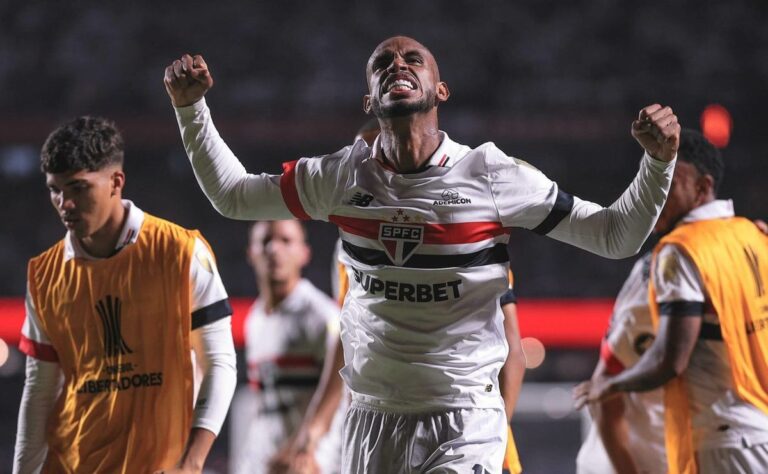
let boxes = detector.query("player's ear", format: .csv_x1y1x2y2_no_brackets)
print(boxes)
363,95,373,115
111,169,126,197
696,173,715,204
436,81,450,104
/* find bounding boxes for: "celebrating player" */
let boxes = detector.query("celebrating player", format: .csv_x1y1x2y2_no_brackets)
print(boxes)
164,35,678,472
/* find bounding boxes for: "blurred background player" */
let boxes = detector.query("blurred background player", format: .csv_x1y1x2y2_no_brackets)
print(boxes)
575,251,666,474
574,129,768,473
13,116,237,473
230,220,340,474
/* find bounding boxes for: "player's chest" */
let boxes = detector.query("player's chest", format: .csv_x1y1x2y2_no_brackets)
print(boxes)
245,311,321,356
335,167,498,224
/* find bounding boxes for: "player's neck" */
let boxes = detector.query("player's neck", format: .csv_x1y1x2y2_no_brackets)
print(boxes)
79,201,127,258
378,116,441,173
261,277,301,312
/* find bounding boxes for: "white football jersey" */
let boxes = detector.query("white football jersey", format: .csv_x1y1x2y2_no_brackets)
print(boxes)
283,133,570,410
177,100,676,410
244,279,338,391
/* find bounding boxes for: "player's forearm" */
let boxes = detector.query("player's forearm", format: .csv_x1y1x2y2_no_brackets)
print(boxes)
549,153,674,259
308,342,345,436
14,358,62,474
608,344,677,393
191,318,237,435
177,427,216,471
499,349,525,421
304,337,345,443
499,304,525,420
174,99,292,220
593,396,639,474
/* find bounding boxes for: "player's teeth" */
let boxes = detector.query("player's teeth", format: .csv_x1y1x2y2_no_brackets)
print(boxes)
389,80,414,91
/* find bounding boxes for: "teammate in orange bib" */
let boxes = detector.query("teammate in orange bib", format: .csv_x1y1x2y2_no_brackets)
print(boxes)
14,117,237,473
574,129,768,473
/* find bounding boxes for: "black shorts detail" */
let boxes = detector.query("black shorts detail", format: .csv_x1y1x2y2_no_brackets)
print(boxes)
191,299,233,330
532,189,574,235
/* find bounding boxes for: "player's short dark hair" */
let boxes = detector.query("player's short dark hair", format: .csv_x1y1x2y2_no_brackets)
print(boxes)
677,128,724,194
40,116,124,173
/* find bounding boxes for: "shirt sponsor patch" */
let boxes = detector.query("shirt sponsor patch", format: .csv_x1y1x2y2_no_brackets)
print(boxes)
433,188,472,206
352,268,462,302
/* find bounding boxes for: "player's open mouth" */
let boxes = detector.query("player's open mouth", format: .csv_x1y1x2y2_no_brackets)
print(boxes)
382,75,418,97
387,79,416,92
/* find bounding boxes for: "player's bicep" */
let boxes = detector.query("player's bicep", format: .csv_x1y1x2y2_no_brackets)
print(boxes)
655,314,701,375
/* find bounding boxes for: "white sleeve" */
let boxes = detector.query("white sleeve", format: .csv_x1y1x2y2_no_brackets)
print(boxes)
190,238,228,310
174,98,293,220
289,145,356,221
652,243,706,305
189,238,232,330
21,290,49,345
190,317,237,436
546,153,674,259
13,357,63,474
20,286,58,362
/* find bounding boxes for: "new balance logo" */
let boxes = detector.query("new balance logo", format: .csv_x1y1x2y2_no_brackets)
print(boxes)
348,192,374,207
96,295,133,358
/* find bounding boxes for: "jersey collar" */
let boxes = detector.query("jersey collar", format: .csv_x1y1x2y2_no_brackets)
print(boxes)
371,131,468,171
680,199,735,224
63,200,145,261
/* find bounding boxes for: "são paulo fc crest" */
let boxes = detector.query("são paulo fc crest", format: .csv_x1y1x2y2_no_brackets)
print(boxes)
379,223,423,265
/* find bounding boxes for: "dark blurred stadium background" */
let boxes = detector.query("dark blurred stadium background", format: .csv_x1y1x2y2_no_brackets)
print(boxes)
0,1,766,472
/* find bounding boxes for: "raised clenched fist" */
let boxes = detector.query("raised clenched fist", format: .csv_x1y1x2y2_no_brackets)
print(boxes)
164,54,214,108
631,104,681,162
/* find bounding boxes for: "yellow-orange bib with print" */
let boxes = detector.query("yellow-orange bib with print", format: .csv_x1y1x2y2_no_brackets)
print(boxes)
28,214,202,473
649,217,768,474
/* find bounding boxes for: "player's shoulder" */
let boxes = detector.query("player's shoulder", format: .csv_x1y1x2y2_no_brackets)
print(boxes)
139,212,207,250
29,239,66,269
473,141,547,177
142,212,193,236
304,141,369,168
